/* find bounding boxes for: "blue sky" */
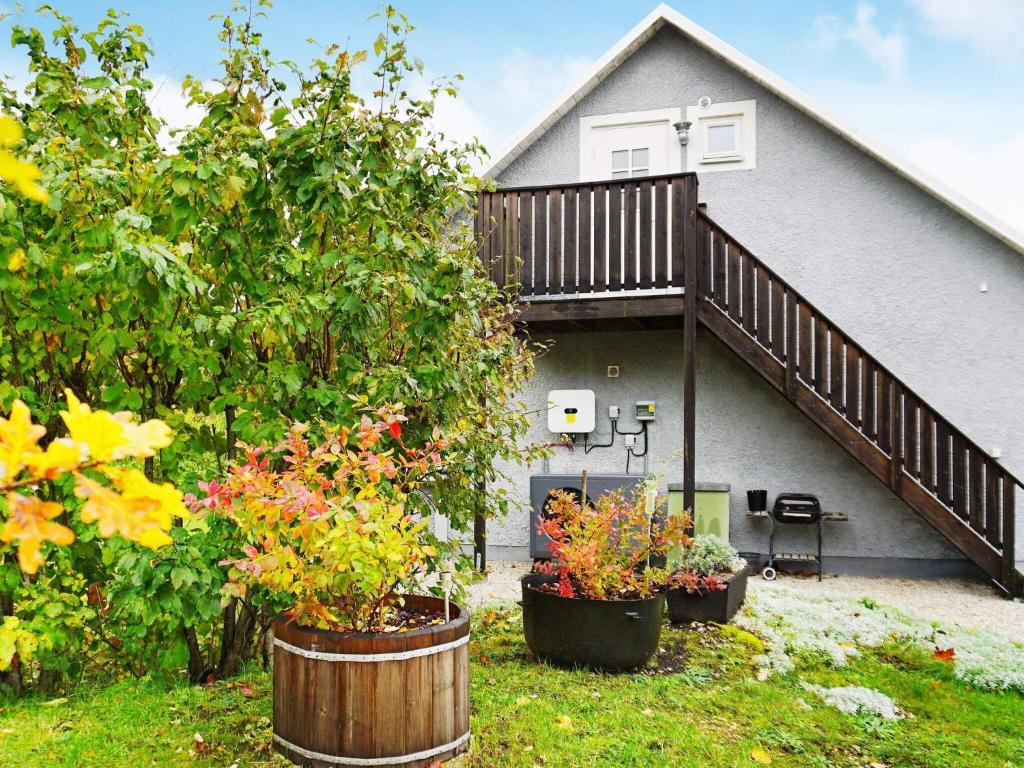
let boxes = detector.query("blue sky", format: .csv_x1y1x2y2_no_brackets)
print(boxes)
2,1,1022,228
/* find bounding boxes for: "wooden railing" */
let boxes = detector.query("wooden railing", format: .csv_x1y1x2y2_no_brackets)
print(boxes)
696,212,1021,594
476,173,698,297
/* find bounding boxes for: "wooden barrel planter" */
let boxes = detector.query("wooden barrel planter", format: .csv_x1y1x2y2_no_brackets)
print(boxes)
273,595,470,768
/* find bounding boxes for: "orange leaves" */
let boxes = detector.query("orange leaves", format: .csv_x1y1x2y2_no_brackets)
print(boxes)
197,403,445,631
0,494,74,573
933,647,956,663
75,468,186,550
0,393,184,573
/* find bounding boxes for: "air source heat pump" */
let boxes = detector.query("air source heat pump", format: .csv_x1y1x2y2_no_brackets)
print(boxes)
529,474,643,559
547,389,596,434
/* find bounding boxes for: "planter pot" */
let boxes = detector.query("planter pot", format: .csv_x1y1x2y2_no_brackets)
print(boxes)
667,566,749,624
520,573,664,671
273,595,470,768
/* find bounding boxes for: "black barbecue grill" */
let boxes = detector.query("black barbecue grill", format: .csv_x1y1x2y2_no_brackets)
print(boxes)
765,493,823,581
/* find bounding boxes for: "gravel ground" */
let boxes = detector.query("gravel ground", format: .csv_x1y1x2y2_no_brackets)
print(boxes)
465,561,1024,643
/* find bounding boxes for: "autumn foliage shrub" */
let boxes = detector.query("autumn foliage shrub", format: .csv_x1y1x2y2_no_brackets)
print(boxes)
535,489,691,600
189,403,447,633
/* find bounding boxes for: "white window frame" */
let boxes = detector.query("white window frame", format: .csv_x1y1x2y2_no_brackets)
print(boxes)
579,107,683,182
686,99,756,172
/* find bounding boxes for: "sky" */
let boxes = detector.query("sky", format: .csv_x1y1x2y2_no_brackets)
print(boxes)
1,0,1022,231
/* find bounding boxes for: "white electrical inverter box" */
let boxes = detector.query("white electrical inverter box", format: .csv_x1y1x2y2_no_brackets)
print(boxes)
547,389,596,434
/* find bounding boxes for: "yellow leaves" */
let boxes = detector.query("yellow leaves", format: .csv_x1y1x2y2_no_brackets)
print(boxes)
0,616,38,671
26,440,84,479
0,116,21,147
60,389,173,462
75,468,186,550
6,248,25,272
555,715,573,731
0,116,48,203
0,493,74,574
750,747,773,764
0,395,183,573
0,400,46,483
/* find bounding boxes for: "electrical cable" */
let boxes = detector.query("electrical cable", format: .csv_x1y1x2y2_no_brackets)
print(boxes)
584,417,617,454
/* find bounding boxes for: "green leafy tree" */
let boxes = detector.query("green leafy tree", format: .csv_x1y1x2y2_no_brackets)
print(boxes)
0,1,541,689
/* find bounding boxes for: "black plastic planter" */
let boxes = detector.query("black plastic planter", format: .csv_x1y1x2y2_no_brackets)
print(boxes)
746,489,768,513
520,573,664,671
667,566,749,624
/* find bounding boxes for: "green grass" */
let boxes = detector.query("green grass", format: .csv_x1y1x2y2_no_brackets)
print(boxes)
2,607,1022,768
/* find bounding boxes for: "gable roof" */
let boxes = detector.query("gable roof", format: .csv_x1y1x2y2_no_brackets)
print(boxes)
482,3,1024,256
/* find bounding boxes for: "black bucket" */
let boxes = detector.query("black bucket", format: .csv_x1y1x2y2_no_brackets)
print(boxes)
746,489,768,513
520,573,664,671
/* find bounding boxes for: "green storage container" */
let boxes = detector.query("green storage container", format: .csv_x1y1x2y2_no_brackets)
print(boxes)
666,482,731,539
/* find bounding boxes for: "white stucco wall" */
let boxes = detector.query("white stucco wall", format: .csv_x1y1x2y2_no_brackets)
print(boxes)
490,330,965,570
491,26,1024,566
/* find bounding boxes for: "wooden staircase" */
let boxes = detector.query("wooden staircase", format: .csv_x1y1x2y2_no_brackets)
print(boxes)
695,212,1023,597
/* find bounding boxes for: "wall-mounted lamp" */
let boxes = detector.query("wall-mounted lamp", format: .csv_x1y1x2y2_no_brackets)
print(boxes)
673,120,692,146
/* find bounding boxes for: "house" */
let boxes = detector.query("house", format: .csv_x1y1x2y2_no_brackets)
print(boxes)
473,4,1023,595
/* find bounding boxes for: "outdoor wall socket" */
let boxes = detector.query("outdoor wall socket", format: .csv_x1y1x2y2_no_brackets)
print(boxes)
624,434,637,448
609,405,620,419
980,283,989,292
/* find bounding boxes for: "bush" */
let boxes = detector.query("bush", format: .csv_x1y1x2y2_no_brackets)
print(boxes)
673,534,744,577
535,488,691,600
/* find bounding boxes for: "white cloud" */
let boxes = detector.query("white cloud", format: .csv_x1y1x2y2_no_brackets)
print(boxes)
907,131,1024,231
908,0,1024,66
147,74,207,148
409,48,594,163
814,3,907,78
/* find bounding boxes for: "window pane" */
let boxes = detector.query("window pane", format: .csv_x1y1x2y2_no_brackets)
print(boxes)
707,123,737,155
611,150,629,170
630,168,649,178
631,147,649,168
611,170,629,179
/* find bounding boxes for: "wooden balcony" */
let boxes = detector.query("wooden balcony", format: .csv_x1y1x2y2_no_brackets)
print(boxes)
475,173,699,331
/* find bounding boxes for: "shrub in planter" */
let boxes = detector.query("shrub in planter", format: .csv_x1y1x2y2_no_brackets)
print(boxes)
191,406,469,768
522,487,691,671
667,534,749,624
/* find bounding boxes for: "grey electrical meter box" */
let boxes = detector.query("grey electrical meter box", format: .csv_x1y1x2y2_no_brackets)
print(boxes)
636,401,656,421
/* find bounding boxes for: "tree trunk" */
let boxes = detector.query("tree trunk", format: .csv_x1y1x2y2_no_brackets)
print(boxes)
184,626,207,684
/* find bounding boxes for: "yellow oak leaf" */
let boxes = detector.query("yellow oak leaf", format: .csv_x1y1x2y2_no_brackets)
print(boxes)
0,400,46,483
60,390,173,462
6,248,25,272
0,493,75,573
26,439,84,479
74,469,184,550
750,747,772,765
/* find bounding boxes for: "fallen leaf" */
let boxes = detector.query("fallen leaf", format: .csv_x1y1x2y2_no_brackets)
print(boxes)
555,715,572,730
240,685,257,699
194,733,212,755
750,747,772,764
933,647,956,663
42,698,68,707
515,696,531,706
642,707,654,716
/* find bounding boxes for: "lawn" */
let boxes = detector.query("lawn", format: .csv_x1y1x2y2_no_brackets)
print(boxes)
2,603,1022,768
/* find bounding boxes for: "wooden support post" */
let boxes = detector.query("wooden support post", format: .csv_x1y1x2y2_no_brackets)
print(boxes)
682,176,698,523
473,483,487,572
